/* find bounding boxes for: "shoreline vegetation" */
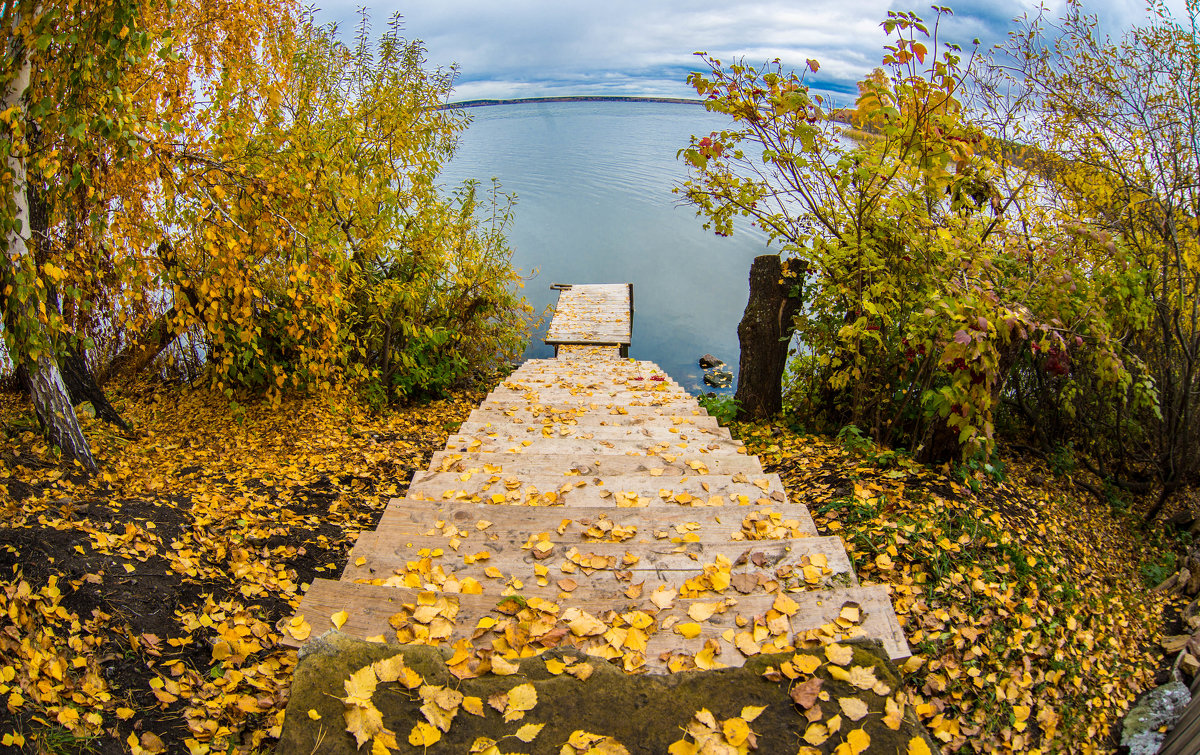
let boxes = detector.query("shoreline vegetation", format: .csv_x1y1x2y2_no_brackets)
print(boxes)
441,95,705,109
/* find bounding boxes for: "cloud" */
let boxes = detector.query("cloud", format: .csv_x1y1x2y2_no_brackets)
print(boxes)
310,1,1190,100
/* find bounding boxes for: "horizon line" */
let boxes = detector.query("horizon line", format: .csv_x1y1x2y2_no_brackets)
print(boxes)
440,95,706,109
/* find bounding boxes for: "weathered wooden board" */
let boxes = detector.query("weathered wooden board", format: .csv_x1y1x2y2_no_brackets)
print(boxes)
544,283,633,347
286,580,909,663
427,452,764,476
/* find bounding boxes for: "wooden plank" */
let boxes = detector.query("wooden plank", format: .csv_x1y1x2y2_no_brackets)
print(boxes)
345,534,854,587
404,472,811,523
427,452,764,476
545,283,633,347
473,402,710,418
456,421,731,441
286,581,910,663
369,499,818,538
442,435,745,457
464,410,723,429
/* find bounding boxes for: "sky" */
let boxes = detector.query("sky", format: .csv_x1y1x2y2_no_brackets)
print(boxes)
310,1,1184,103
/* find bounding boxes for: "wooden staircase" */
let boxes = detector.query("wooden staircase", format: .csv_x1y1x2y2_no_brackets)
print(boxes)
283,287,909,674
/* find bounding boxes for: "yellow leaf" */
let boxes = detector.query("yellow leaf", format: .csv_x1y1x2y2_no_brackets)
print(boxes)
515,722,544,743
545,658,567,675
373,654,410,684
345,703,385,748
773,592,799,616
463,696,485,716
343,665,378,703
846,665,878,690
846,728,871,755
287,616,311,641
907,736,932,755
740,705,766,722
722,717,751,746
687,602,717,622
839,697,869,721
491,655,520,675
883,696,904,730
676,622,702,639
307,709,321,721
331,610,348,629
824,643,853,666
793,654,821,674
408,721,441,747
803,723,829,746
503,683,537,722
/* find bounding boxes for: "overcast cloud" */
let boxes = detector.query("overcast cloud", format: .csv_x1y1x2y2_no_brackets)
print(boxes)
310,1,1187,103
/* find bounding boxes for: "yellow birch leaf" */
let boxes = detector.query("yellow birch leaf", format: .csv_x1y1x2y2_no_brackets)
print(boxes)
687,602,717,621
515,722,544,742
803,723,829,746
331,610,348,629
722,717,751,746
824,643,853,666
676,622,702,639
793,654,822,674
408,721,441,747
839,697,869,721
908,736,932,755
345,703,385,748
846,728,870,754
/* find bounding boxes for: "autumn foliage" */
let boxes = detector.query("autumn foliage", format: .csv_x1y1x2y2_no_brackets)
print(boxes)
1,2,530,413
680,4,1197,507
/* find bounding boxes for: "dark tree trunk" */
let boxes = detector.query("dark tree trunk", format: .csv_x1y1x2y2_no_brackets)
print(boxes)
97,243,196,384
733,255,804,421
26,127,128,431
97,305,179,385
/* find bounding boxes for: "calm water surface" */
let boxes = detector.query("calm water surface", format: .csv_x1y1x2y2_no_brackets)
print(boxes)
438,101,772,394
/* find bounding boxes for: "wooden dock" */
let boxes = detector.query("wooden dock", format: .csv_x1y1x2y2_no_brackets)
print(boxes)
282,288,909,674
543,283,632,357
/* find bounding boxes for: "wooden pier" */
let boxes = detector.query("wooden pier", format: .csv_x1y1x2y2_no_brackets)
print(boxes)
283,285,909,673
543,283,632,357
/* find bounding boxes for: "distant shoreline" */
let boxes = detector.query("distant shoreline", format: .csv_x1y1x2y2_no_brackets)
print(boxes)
441,95,705,110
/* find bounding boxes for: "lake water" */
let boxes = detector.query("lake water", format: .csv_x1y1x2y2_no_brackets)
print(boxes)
438,101,773,394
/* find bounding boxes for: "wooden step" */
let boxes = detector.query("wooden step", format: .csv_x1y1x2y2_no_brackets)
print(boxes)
501,374,681,386
518,358,662,370
428,452,764,476
370,499,818,538
442,435,745,457
405,472,809,519
286,580,909,665
467,407,717,425
455,421,732,442
492,386,689,400
345,532,854,591
464,410,723,430
477,399,706,413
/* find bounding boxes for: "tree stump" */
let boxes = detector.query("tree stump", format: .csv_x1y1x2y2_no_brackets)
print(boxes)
733,255,803,421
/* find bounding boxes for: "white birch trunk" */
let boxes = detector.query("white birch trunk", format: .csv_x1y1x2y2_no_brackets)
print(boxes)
3,2,96,472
